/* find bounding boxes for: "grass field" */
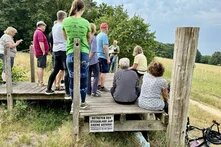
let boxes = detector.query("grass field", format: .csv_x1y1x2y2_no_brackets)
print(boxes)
0,53,220,146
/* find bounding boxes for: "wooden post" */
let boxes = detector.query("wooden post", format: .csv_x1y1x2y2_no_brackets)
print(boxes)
4,45,13,110
167,27,200,147
29,44,35,83
73,38,81,144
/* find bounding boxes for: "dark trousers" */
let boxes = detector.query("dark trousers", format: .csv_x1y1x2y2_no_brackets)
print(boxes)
66,53,89,103
47,51,69,95
87,63,100,94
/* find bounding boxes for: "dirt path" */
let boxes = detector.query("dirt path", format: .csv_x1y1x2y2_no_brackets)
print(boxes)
190,99,221,119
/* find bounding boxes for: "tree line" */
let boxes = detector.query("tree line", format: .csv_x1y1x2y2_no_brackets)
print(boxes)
155,42,221,66
0,0,156,63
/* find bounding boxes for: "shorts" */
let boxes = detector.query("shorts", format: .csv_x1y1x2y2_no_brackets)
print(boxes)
37,55,47,68
98,58,109,73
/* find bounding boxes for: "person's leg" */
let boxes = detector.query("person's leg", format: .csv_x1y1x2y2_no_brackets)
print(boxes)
66,54,74,99
99,58,109,91
80,53,89,104
91,63,100,94
47,54,62,91
37,55,47,86
87,65,92,95
55,70,64,89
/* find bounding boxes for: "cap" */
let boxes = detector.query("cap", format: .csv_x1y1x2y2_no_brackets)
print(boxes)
36,21,46,27
100,23,108,29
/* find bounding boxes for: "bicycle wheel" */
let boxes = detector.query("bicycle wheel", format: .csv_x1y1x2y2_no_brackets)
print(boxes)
206,130,221,144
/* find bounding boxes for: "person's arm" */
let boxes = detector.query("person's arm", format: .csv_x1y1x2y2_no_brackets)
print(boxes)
129,63,138,70
6,39,22,48
162,88,169,102
103,44,110,63
63,30,67,40
89,51,95,60
39,42,46,55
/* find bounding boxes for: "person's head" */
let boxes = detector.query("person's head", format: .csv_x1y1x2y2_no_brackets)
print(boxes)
100,23,108,33
113,40,118,46
90,23,96,35
57,10,67,21
133,45,143,56
4,27,17,37
119,58,130,69
148,61,165,77
36,21,47,32
69,0,85,16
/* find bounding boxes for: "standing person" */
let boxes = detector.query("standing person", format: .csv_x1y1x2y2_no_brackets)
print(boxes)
0,27,23,83
97,22,110,92
111,58,140,104
45,10,70,98
33,21,49,87
138,61,169,113
109,40,120,73
63,0,91,110
87,23,101,97
129,45,147,78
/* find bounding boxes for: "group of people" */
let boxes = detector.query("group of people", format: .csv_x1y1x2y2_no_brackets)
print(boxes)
0,0,169,113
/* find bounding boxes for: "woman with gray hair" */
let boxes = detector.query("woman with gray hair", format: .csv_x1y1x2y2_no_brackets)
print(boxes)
111,58,140,104
0,27,23,84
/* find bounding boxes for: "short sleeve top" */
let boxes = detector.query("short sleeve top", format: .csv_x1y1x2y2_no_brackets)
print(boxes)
134,53,147,71
96,32,109,59
0,34,17,57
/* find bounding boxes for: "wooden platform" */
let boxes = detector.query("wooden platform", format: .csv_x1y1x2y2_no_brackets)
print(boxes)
0,82,65,100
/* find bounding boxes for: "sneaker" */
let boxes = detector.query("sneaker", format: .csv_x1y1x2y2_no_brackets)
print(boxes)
80,102,88,109
96,90,102,94
64,94,71,100
45,89,54,95
100,87,110,92
91,92,101,97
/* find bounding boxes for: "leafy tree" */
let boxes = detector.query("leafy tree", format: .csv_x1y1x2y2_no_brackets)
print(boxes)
200,55,211,64
155,42,174,59
94,5,156,63
195,49,202,63
209,51,221,65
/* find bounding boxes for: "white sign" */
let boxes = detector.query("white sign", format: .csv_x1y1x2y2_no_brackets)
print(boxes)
89,115,114,132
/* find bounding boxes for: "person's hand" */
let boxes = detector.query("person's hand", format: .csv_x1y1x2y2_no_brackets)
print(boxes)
162,88,169,101
16,39,23,45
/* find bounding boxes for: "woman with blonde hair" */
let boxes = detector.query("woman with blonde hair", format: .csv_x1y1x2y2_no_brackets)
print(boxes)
138,61,169,113
63,0,91,110
87,23,101,97
0,27,22,83
129,45,147,78
111,58,140,104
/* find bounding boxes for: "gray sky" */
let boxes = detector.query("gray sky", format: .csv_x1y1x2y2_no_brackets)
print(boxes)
95,0,221,55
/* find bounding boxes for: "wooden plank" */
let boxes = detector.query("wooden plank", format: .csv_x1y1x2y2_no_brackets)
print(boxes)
5,45,13,110
73,38,81,142
29,44,35,83
82,120,166,132
167,27,199,147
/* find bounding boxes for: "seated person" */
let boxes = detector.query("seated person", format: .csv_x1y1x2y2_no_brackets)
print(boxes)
111,58,140,104
129,45,147,78
138,61,169,113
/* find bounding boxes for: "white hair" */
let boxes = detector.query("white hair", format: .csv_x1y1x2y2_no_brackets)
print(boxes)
119,58,130,69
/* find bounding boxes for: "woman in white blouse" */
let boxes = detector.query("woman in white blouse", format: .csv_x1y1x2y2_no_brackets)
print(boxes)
138,61,169,113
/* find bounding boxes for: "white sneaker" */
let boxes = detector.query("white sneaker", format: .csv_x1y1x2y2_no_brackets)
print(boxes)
80,102,88,109
70,103,73,114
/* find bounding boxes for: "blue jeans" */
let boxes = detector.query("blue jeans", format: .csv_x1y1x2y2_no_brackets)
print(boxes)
66,53,89,103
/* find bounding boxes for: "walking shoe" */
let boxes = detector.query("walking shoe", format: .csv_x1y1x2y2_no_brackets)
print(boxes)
45,89,54,95
100,86,110,92
80,102,89,109
64,94,71,100
96,90,102,94
91,92,101,97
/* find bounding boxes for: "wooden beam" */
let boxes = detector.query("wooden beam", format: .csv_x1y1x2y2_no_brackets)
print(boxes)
167,27,200,147
4,45,13,110
73,38,81,143
29,44,35,83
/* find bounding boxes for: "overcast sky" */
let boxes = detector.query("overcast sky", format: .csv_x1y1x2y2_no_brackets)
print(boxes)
94,0,221,55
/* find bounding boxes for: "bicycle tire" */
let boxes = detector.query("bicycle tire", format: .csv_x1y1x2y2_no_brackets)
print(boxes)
206,130,221,144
